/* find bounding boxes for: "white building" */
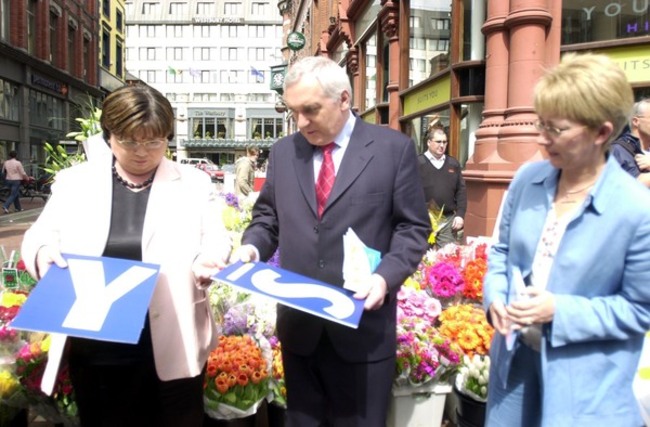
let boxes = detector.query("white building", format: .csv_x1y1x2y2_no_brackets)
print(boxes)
124,0,284,164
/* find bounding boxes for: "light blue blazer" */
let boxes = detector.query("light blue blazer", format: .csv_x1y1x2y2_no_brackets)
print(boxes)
484,155,650,426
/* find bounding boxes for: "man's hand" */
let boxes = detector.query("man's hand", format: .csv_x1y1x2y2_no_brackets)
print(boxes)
451,216,464,231
353,274,388,311
636,153,650,171
229,244,259,264
35,245,67,279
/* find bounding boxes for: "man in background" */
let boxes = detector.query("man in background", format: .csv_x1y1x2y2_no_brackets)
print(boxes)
417,127,467,247
234,145,259,196
611,99,650,187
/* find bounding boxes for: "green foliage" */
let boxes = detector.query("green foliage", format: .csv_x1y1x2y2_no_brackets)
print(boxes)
65,106,102,142
41,142,86,178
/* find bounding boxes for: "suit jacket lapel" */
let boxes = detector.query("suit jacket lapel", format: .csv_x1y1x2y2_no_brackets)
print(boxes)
326,121,373,210
292,135,318,217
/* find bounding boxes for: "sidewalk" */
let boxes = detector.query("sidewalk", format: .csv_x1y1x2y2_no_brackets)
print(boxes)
0,196,47,256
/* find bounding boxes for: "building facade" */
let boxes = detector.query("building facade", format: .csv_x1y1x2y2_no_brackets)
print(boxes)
99,0,127,94
0,0,104,174
277,0,650,237
124,0,285,165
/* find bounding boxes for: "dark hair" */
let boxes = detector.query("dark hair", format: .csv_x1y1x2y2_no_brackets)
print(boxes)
8,151,17,159
101,84,174,142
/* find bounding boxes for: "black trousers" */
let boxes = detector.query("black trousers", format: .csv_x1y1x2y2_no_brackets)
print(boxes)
69,360,205,427
282,332,395,427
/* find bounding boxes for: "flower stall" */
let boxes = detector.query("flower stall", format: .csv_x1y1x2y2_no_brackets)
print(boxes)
0,251,80,426
387,240,494,427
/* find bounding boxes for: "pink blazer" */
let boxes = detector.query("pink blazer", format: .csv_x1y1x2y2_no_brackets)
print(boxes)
22,155,231,381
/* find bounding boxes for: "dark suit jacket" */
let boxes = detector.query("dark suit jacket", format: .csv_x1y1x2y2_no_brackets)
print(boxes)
242,119,430,363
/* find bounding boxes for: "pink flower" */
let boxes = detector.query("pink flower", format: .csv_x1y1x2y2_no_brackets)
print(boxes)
426,261,464,299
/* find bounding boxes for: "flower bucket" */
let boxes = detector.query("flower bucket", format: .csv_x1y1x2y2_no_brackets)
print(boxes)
387,383,451,427
454,385,486,427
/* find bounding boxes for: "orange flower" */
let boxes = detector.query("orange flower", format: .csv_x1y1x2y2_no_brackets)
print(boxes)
439,304,494,358
204,334,271,412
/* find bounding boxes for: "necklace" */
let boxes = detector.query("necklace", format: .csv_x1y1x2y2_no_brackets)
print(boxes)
556,181,596,204
112,165,155,189
562,180,596,195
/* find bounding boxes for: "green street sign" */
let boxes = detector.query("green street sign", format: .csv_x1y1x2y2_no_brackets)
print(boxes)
287,32,306,51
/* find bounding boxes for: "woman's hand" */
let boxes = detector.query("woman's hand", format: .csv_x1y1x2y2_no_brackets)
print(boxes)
192,253,228,289
506,287,555,327
35,245,67,279
488,300,511,335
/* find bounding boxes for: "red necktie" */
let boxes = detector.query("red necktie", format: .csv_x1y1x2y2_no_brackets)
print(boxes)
316,142,336,218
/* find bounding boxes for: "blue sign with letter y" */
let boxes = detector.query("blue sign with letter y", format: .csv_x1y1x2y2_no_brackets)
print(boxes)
11,254,160,343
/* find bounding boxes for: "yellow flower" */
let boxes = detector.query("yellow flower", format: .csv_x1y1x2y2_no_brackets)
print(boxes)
0,370,19,398
1,292,26,308
402,277,421,290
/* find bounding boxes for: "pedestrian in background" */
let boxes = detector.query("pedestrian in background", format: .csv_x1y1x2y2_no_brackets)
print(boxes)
21,84,231,426
235,56,430,426
417,127,467,246
2,150,29,214
484,53,650,426
610,98,650,186
234,144,259,196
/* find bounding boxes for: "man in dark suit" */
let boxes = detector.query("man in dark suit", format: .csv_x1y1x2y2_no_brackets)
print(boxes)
236,56,430,426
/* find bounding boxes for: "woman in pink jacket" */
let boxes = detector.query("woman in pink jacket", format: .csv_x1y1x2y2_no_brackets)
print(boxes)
22,85,231,426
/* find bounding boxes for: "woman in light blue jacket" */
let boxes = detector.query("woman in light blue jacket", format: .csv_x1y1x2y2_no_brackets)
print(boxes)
484,53,650,426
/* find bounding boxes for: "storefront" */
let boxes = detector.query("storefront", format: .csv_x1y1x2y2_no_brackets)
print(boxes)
306,0,650,237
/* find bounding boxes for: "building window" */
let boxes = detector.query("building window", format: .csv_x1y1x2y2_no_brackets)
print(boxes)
142,2,160,15
562,0,650,43
116,10,123,33
169,2,187,15
193,25,210,38
251,2,267,15
67,25,76,74
196,2,214,15
248,25,264,38
363,33,377,111
139,25,156,38
103,0,110,18
249,117,283,139
0,79,20,121
408,3,451,87
83,38,89,79
29,89,64,130
224,2,241,15
27,0,36,54
166,25,183,37
50,12,59,65
102,29,110,68
116,39,123,77
167,47,183,60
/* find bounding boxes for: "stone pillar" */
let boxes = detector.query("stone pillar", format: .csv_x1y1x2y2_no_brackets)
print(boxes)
463,0,558,238
379,1,400,130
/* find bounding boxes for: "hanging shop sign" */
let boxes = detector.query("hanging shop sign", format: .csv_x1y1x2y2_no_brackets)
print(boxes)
287,32,306,51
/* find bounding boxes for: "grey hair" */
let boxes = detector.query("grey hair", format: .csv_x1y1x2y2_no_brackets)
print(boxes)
633,98,650,117
284,56,352,102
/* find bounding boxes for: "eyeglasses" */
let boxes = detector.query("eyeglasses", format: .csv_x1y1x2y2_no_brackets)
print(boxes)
534,120,586,138
114,138,167,150
430,140,448,145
